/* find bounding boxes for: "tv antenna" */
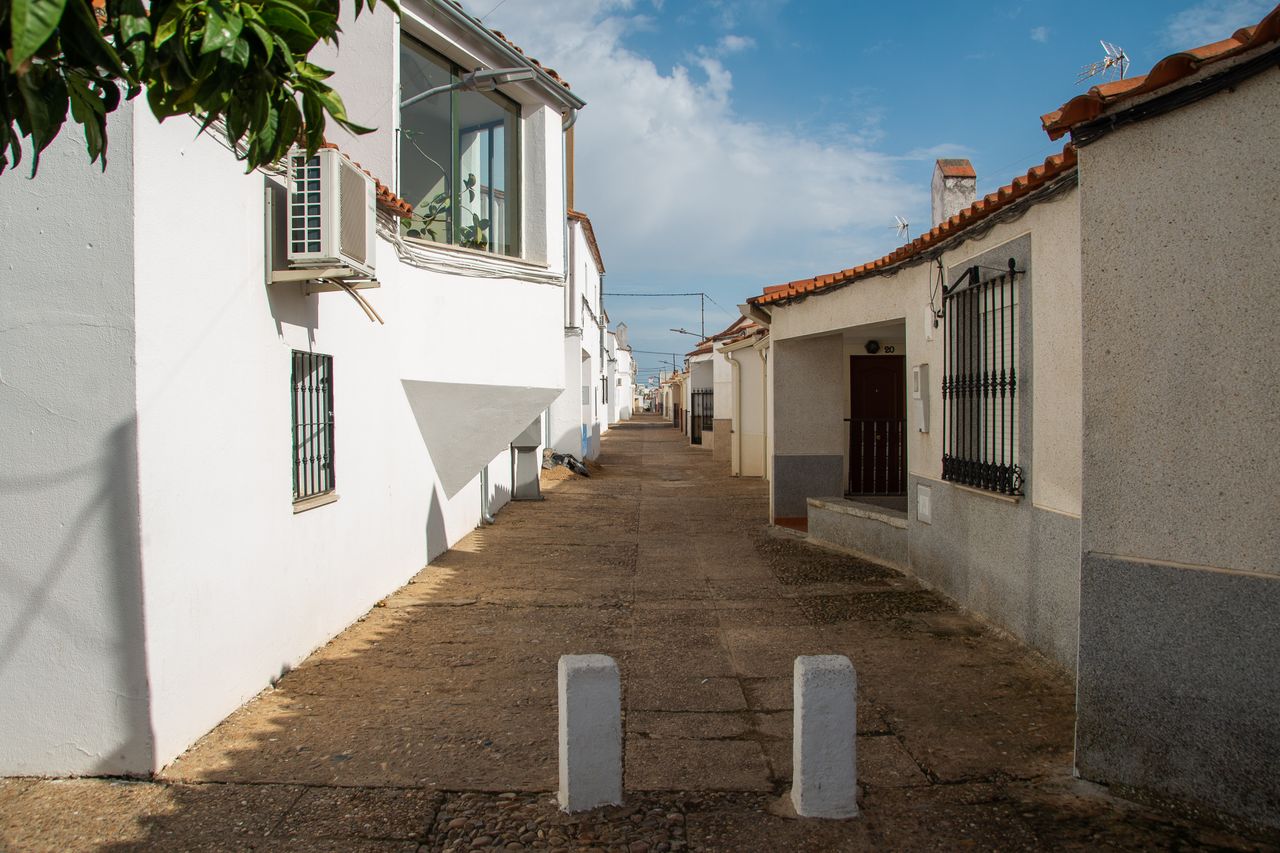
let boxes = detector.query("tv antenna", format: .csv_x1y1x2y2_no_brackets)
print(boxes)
892,215,910,242
1077,40,1129,85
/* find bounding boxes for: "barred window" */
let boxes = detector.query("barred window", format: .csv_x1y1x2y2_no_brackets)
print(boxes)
942,261,1023,496
292,351,335,501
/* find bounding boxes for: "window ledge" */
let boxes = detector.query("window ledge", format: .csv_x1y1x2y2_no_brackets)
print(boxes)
293,492,339,513
389,231,564,284
950,483,1022,505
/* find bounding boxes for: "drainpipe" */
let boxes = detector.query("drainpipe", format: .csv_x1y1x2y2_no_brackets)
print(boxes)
562,125,570,295
758,343,769,481
726,349,742,476
480,465,495,525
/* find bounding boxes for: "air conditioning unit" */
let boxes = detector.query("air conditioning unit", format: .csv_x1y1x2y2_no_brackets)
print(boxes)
287,147,377,278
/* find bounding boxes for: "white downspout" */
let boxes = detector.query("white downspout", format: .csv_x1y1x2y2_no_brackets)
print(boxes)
759,344,770,482
726,349,742,476
480,465,495,525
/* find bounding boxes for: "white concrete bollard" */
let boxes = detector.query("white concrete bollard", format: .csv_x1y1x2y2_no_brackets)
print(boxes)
791,655,858,818
558,654,622,812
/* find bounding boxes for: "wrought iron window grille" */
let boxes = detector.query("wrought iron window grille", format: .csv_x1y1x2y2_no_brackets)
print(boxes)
941,258,1024,496
292,351,336,501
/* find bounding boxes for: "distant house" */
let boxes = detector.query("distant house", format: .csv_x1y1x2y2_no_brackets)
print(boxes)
609,323,636,424
685,341,715,446
0,0,584,776
546,207,616,461
716,321,769,479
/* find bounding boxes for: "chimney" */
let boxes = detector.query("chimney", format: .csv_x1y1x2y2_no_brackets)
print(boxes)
931,159,976,227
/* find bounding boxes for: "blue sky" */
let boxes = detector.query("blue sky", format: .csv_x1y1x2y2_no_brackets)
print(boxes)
474,0,1275,381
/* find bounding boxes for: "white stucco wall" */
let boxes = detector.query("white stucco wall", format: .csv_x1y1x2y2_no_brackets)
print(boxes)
1,0,575,773
547,218,603,459
1078,68,1280,573
548,333,585,455
129,103,565,766
712,350,733,420
0,105,154,776
614,346,634,422
724,340,767,478
309,2,397,182
689,356,712,390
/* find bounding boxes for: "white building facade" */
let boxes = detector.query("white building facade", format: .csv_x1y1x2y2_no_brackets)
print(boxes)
0,0,583,776
718,324,769,479
608,323,635,424
545,208,621,461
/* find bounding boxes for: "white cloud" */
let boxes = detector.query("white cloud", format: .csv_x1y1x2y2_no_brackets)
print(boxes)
714,34,756,55
899,143,973,161
1164,0,1272,46
1030,26,1049,43
480,0,927,287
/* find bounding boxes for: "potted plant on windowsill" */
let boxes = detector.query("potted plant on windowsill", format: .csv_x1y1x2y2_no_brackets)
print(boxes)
405,173,490,251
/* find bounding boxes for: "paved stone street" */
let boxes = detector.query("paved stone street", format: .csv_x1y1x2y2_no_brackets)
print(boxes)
2,416,1276,851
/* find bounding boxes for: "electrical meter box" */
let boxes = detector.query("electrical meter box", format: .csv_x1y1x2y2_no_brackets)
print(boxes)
912,364,930,433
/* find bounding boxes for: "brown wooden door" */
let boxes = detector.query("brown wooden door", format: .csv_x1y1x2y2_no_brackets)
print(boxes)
848,355,906,495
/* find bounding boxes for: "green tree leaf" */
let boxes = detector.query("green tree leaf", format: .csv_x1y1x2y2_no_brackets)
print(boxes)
16,68,69,175
9,0,70,67
199,2,244,54
3,0,395,176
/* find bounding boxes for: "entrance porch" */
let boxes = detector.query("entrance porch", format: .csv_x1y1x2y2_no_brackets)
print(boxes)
771,320,909,546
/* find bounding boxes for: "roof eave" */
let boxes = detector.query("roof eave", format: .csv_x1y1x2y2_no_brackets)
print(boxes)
428,0,587,111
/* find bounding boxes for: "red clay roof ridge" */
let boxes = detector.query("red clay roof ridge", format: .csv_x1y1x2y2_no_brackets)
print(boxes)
1042,4,1280,139
748,144,1077,308
568,209,606,275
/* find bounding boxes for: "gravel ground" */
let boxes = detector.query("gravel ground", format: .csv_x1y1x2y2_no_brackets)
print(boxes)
3,417,1277,852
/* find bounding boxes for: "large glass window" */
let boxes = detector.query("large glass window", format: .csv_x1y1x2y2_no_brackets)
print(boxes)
399,36,521,257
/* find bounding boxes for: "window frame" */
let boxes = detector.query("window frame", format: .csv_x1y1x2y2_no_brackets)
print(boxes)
398,33,522,258
941,260,1024,496
291,350,336,505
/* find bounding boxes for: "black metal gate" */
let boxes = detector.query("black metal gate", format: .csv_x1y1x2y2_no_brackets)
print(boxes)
690,389,713,445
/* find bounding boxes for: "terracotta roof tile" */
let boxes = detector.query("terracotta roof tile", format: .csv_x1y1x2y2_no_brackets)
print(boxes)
936,158,976,178
1042,5,1280,139
489,30,574,90
748,144,1077,307
568,208,606,274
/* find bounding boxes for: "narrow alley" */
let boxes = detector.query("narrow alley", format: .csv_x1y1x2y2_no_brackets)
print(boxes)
0,417,1270,851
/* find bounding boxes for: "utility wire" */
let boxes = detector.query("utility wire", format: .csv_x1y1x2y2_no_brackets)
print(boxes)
477,0,512,20
604,291,707,297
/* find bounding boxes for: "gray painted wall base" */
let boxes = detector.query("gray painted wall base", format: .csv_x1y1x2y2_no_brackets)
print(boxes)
808,498,907,569
774,455,843,518
908,476,1080,671
1077,553,1280,829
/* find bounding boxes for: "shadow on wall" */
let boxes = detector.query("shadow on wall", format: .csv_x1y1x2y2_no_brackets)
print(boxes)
491,479,513,515
0,419,154,775
264,177,319,343
424,485,448,564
